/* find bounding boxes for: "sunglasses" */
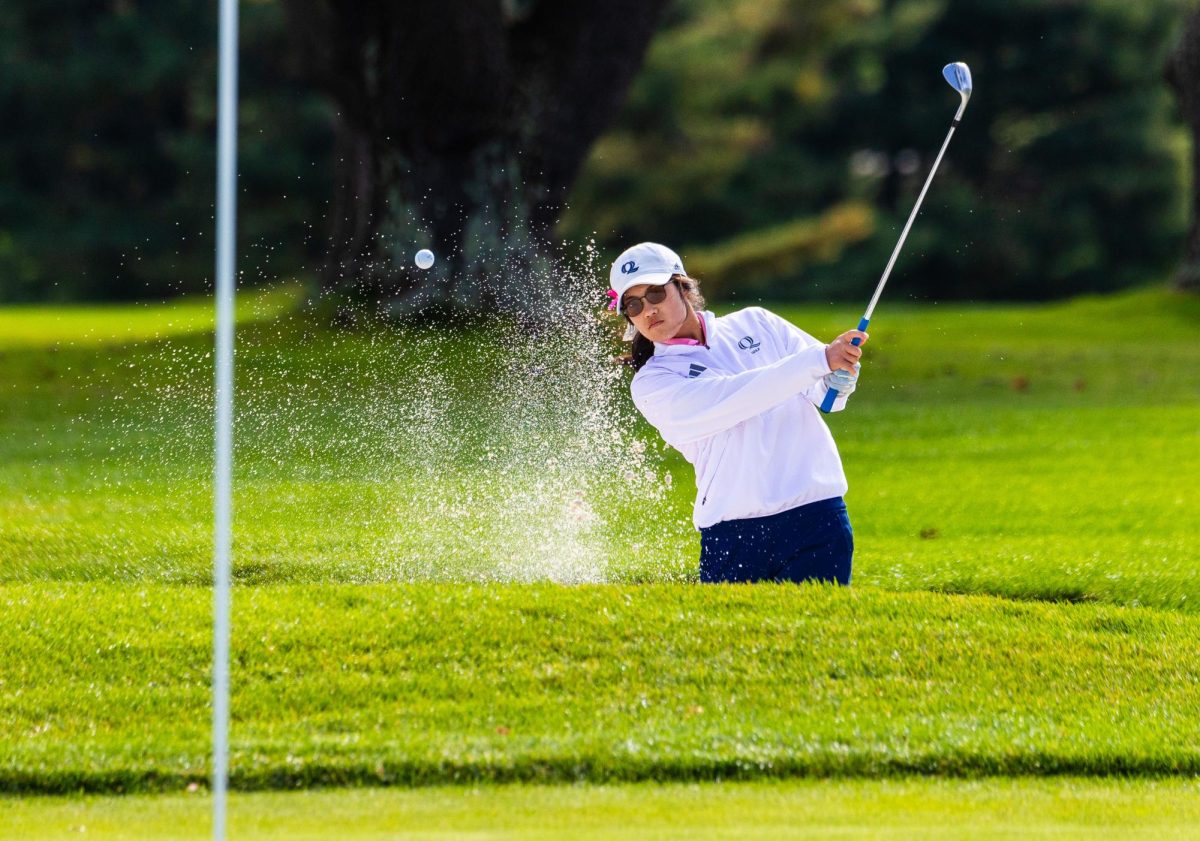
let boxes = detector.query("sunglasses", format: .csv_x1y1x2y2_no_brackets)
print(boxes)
622,283,674,317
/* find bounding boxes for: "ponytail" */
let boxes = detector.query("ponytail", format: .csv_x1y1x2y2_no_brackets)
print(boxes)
627,333,655,371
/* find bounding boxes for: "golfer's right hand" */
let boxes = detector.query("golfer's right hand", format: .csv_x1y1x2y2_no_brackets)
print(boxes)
825,330,868,373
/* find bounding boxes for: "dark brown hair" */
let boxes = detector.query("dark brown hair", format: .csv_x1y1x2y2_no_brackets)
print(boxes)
616,275,706,372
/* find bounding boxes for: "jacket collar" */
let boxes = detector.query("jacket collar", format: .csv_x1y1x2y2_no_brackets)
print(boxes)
652,311,713,355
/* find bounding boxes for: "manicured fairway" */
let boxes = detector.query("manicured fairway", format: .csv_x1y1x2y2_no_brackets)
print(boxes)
2,286,1198,607
2,285,1199,813
6,778,1200,840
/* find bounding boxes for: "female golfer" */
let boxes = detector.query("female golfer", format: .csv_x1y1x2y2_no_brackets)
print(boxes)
609,242,866,585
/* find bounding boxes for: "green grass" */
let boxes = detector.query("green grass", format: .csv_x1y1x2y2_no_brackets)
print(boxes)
0,283,304,350
2,584,1199,793
2,285,1198,607
7,778,1200,839
2,284,1200,801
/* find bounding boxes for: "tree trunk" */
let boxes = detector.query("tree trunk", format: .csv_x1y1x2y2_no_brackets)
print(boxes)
324,115,380,296
282,0,670,318
1166,5,1200,293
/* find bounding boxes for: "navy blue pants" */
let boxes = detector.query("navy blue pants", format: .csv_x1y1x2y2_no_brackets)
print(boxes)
699,497,853,585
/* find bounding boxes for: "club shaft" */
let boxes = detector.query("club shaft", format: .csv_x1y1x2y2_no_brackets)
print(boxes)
863,120,959,322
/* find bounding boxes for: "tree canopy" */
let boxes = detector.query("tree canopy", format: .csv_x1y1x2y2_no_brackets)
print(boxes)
0,0,332,302
0,0,1192,304
562,0,1192,301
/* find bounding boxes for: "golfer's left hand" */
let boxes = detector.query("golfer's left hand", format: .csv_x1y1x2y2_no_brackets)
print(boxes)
824,363,861,396
825,330,868,373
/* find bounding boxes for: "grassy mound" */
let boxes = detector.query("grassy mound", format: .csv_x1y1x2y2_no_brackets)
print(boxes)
2,583,1198,793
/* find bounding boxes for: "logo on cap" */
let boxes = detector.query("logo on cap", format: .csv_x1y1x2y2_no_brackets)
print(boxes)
621,261,640,275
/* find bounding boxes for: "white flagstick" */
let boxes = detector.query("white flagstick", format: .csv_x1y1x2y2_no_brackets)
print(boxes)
213,0,239,836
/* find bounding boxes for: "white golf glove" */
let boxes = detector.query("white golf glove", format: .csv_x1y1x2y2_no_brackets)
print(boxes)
823,363,861,397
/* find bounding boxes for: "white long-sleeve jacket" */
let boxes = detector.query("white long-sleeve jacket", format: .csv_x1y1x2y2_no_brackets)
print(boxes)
630,307,850,529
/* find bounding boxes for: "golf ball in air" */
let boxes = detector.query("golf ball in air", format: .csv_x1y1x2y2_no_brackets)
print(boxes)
415,249,435,270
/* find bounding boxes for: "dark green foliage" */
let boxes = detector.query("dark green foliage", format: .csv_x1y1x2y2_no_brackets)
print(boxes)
0,0,332,303
0,0,1191,303
564,0,1191,301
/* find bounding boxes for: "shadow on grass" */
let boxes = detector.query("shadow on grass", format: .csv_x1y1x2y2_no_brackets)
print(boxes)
929,583,1102,607
4,750,1197,796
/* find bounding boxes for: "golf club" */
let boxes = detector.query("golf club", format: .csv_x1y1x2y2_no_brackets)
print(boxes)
820,61,973,413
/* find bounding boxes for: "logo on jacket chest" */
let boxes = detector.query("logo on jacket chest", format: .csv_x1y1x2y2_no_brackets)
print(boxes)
688,363,707,379
737,335,761,354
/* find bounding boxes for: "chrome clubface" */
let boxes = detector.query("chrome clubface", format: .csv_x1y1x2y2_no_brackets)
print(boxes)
943,62,972,100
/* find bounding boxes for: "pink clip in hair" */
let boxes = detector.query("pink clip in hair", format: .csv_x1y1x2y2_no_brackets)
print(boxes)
605,289,619,311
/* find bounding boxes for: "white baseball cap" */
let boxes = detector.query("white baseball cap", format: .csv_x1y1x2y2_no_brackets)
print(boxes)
608,242,686,313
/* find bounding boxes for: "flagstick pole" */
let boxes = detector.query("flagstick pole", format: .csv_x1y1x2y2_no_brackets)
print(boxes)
212,0,239,836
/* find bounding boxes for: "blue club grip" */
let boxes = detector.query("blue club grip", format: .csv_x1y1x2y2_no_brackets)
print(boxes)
818,316,870,413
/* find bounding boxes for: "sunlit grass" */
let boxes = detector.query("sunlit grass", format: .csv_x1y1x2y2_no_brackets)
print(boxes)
1,285,1199,797
2,583,1199,793
7,777,1200,840
2,285,1197,608
0,282,304,350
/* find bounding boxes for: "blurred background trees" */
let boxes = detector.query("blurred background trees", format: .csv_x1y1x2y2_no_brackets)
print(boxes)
278,0,668,316
0,0,333,303
1167,1,1200,292
563,0,1192,302
0,0,1194,306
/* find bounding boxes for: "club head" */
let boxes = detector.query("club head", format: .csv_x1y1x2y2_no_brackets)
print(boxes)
943,62,972,103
